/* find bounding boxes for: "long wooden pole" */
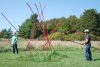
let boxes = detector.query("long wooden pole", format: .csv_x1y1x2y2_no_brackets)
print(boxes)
1,13,18,31
27,3,34,14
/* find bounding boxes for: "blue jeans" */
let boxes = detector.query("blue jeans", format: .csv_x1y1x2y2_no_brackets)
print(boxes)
84,44,92,60
13,43,18,54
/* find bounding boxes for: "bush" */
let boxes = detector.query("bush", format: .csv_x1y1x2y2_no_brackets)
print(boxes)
65,32,98,41
90,34,97,40
0,47,11,53
49,32,62,40
96,36,100,41
48,32,98,41
49,32,85,41
65,32,85,41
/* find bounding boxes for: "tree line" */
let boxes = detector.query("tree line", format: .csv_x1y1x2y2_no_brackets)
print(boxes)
0,28,12,38
0,9,100,39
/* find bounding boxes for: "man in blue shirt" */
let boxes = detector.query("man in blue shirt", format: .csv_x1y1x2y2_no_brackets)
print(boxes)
82,29,92,61
11,32,18,54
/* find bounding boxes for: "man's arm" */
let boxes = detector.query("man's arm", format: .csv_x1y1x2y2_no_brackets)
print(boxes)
81,38,89,45
10,36,13,47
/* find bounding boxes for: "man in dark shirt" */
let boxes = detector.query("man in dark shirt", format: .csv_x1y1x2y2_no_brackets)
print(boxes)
83,29,92,61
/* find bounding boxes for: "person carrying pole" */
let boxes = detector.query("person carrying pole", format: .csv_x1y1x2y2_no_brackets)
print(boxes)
81,29,92,61
11,32,18,54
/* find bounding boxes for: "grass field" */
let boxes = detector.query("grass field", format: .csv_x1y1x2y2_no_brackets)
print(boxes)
0,46,100,67
0,40,100,67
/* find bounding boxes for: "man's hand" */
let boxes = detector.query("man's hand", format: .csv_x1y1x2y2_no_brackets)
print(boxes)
80,43,84,45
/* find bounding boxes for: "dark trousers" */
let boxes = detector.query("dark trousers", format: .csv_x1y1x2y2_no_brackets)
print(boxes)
84,44,92,60
13,43,18,54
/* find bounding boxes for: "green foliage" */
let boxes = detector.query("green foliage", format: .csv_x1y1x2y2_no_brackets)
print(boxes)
49,32,98,41
49,32,62,40
0,32,3,38
90,33,98,40
19,14,41,38
65,32,98,41
46,18,59,29
19,18,33,38
96,36,100,41
47,16,79,34
0,28,12,38
0,47,11,53
79,9,100,35
63,15,79,33
96,13,100,35
65,32,85,41
18,9,100,39
49,32,85,41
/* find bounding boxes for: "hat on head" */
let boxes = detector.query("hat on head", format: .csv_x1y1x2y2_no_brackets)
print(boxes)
12,32,16,35
84,29,89,33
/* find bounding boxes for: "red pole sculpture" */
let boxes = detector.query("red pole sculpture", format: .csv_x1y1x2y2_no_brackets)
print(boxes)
27,3,38,39
39,2,54,50
34,4,41,21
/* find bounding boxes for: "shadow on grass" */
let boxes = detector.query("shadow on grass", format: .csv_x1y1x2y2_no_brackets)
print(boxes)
93,58,100,61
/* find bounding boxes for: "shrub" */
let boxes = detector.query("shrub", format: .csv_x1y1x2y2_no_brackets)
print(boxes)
49,32,62,40
48,32,98,41
0,47,11,53
90,34,97,40
65,32,85,41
